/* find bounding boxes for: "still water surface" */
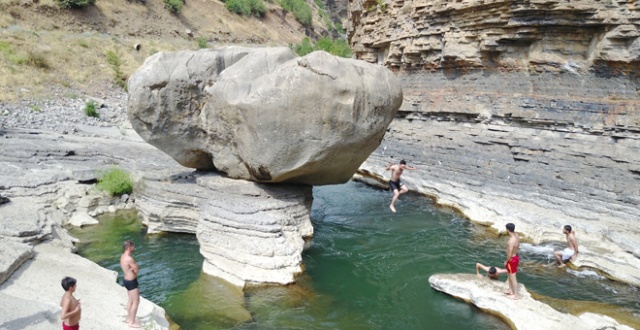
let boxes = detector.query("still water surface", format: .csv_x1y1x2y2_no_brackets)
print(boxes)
71,181,639,329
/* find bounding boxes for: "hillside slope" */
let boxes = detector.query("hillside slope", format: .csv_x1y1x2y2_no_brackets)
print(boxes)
0,0,334,101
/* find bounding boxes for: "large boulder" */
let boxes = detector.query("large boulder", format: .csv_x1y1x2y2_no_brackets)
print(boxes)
127,46,402,185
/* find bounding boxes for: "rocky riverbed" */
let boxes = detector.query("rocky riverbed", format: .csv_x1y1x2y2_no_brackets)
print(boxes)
0,90,173,329
1,84,638,328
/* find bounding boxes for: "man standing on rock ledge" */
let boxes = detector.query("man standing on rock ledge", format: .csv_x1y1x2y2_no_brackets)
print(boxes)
120,240,141,328
553,225,579,268
504,223,520,300
386,159,416,213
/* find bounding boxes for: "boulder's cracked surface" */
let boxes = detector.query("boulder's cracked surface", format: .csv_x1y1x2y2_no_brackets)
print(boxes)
127,46,402,185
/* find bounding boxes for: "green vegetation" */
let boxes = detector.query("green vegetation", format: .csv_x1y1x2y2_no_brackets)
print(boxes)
225,0,266,17
97,167,134,197
105,50,127,90
55,0,95,9
293,37,352,58
84,100,99,118
78,40,90,48
376,0,386,10
196,37,208,49
335,22,345,34
1,41,50,69
164,0,183,13
28,105,42,113
280,0,312,26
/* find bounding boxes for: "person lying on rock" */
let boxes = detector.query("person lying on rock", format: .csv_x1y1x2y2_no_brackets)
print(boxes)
475,263,507,280
553,225,579,268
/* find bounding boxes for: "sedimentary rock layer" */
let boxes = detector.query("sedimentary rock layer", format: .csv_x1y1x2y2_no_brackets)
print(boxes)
348,0,639,70
136,169,313,286
349,0,640,286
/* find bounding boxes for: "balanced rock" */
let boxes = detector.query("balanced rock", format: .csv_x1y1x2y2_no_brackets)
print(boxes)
127,46,402,185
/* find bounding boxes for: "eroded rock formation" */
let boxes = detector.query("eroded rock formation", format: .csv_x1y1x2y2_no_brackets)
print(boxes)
429,273,634,330
348,0,640,286
136,169,313,286
127,46,402,185
348,0,639,70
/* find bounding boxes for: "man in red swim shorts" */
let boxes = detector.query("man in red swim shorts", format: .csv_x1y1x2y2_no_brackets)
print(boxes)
504,223,520,300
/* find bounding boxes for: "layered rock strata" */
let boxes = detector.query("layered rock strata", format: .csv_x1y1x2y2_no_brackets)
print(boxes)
0,123,173,329
349,0,640,286
127,46,402,185
348,0,639,70
136,169,313,286
429,273,634,330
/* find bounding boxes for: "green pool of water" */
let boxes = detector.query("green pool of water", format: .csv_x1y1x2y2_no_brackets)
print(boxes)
70,181,639,329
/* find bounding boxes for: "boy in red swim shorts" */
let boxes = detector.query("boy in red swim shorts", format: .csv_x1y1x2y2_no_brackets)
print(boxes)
504,223,520,300
60,276,81,329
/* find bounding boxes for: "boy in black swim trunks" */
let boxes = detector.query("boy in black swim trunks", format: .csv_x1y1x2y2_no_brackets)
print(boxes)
120,240,141,328
386,159,416,213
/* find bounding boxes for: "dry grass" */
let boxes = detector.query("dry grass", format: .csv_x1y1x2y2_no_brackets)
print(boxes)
0,0,328,102
0,28,196,101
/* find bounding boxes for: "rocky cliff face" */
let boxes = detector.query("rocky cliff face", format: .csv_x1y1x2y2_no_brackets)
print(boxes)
348,0,640,286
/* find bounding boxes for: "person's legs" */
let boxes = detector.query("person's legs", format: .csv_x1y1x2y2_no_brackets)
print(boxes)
398,185,409,195
126,288,141,327
390,190,400,213
553,250,563,265
507,273,519,299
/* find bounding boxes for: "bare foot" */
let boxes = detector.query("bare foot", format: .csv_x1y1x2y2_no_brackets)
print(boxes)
390,205,396,213
506,294,520,300
558,264,566,269
127,321,142,328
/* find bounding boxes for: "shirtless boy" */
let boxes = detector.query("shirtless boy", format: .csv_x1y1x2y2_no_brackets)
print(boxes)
386,159,416,213
60,277,81,330
120,240,141,328
553,225,579,268
504,223,520,300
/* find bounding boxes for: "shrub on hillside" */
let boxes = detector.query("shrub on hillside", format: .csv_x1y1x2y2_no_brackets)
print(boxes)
56,0,95,9
105,50,127,90
196,37,208,49
164,0,183,13
84,100,99,118
97,168,133,197
280,0,312,26
225,0,266,17
293,37,352,58
226,0,251,15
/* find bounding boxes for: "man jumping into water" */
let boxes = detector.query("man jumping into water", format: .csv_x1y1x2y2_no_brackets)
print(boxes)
120,240,141,328
504,223,520,300
553,225,579,268
386,159,416,213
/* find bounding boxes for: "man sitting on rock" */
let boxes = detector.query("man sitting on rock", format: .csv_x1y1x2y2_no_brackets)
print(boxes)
475,263,507,280
553,225,579,268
